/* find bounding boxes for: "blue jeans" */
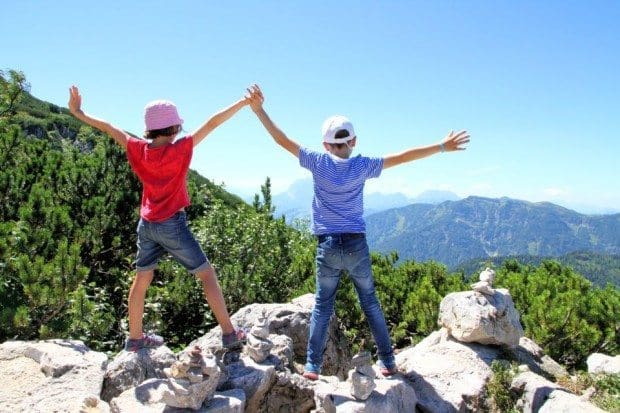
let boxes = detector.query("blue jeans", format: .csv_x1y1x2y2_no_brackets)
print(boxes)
135,211,210,273
305,233,395,373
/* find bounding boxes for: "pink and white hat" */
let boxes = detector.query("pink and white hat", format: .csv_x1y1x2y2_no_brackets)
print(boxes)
321,115,355,143
144,100,184,131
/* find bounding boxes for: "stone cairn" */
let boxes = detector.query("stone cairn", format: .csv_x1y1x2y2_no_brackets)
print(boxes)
471,267,496,295
348,351,377,400
161,345,220,410
246,311,274,363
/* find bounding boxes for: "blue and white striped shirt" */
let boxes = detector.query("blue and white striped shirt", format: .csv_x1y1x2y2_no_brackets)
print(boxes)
299,147,383,235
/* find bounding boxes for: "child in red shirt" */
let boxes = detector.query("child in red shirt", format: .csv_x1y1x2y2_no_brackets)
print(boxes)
69,86,255,351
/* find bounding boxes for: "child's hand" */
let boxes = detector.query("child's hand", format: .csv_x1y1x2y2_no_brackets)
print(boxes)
441,130,470,151
68,86,83,115
245,84,264,113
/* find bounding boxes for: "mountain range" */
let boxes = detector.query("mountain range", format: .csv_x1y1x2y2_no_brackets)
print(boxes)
365,196,620,268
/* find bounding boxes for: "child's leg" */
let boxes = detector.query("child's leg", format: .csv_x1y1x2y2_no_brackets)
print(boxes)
128,270,154,339
306,238,343,374
195,266,235,335
345,238,395,369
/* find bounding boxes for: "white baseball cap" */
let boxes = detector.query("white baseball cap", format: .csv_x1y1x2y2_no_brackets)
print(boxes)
321,115,355,143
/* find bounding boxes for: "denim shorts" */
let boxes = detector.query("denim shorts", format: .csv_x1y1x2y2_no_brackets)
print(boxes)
135,211,210,273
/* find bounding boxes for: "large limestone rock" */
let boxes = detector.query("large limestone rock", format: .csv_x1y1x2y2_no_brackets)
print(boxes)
110,380,245,412
587,353,620,375
161,346,221,409
505,336,568,380
261,372,316,412
0,339,109,413
396,329,500,412
439,289,523,346
219,355,278,412
511,371,606,413
101,345,176,401
312,375,418,412
187,294,351,378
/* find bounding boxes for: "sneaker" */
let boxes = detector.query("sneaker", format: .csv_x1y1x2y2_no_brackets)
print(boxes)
302,370,319,381
222,328,247,349
377,359,398,377
124,332,164,352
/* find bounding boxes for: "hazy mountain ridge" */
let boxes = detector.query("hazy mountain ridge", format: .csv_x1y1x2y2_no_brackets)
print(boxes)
366,196,620,268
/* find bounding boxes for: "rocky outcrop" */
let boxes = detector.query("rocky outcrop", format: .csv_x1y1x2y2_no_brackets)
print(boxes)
506,336,568,380
587,353,620,375
511,370,606,413
0,288,613,412
0,339,109,413
397,329,500,412
439,288,523,346
186,294,351,379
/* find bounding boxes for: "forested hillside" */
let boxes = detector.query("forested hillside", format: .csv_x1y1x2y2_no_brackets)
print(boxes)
366,196,620,267
1,71,618,370
458,251,620,288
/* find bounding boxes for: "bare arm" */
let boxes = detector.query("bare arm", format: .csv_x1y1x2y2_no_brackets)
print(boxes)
68,86,129,148
191,96,250,147
247,85,300,158
383,130,470,169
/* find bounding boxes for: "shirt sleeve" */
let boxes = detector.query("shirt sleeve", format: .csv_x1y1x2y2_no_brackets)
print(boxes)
125,137,142,164
363,156,384,179
175,135,194,156
299,147,320,171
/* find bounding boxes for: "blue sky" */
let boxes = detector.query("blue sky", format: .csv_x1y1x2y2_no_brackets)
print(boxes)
3,1,619,213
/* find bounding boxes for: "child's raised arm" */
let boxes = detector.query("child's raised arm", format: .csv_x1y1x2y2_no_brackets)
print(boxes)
191,91,251,147
248,85,300,158
68,86,129,149
383,130,470,169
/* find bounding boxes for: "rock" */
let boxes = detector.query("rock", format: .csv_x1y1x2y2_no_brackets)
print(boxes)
348,351,376,401
101,345,176,401
313,374,417,412
160,346,220,409
110,379,244,412
261,372,316,413
505,336,568,380
246,334,274,363
587,353,620,374
187,295,351,378
439,289,523,346
0,339,109,413
396,331,500,412
204,389,246,413
269,333,294,369
471,268,497,295
220,355,278,412
251,312,271,339
511,371,606,413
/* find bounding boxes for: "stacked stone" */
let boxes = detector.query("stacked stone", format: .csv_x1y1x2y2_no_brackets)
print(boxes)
348,351,376,400
246,313,274,363
161,345,220,410
439,268,523,346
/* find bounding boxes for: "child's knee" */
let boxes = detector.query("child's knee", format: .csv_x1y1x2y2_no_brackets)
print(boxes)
195,265,216,283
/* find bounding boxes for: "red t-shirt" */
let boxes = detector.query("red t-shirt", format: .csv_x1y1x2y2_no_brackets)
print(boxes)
126,136,193,222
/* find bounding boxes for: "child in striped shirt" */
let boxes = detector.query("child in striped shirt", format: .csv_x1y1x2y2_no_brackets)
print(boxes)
247,84,469,380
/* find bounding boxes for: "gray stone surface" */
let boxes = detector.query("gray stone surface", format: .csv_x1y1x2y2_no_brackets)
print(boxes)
439,289,524,346
587,353,620,375
396,330,500,412
512,371,606,413
187,294,351,378
0,339,109,413
313,375,417,412
101,345,176,401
